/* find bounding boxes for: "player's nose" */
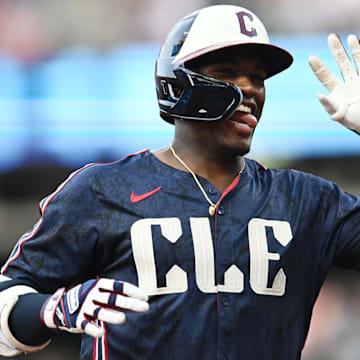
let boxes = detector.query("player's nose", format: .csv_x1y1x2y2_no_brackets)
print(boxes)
232,75,259,95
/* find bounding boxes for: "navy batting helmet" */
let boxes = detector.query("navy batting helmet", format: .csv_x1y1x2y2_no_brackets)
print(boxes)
155,5,293,124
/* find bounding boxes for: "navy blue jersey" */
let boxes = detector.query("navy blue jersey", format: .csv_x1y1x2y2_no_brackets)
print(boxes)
2,150,360,360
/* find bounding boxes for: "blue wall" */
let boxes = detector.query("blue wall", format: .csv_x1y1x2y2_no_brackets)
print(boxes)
0,35,357,172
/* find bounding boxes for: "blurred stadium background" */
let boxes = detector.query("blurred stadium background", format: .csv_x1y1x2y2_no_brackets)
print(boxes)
0,0,360,359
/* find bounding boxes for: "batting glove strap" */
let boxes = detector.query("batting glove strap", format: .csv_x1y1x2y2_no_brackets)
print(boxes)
40,287,66,329
41,282,96,334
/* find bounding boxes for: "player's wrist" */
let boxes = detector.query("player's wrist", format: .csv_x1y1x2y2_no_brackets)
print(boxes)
0,288,53,356
8,293,55,346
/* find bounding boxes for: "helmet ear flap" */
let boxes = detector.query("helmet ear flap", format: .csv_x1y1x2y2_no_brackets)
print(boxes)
159,68,242,123
159,80,179,101
165,82,183,101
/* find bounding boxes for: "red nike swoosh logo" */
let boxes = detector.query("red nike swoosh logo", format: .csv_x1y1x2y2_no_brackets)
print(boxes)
130,186,162,203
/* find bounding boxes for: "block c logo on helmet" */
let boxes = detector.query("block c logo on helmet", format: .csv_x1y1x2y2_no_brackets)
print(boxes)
237,11,258,37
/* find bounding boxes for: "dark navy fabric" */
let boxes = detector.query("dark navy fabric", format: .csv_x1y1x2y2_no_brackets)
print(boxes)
2,150,360,360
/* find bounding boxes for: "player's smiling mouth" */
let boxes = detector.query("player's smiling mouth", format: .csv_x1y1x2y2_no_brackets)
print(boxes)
236,103,252,114
227,102,258,131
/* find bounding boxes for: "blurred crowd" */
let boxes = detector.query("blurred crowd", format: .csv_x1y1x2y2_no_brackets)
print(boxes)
1,0,360,61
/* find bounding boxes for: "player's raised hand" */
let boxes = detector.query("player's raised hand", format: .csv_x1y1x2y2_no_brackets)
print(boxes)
40,278,149,338
309,33,360,132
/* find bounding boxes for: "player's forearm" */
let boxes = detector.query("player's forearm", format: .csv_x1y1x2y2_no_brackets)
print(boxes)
0,281,53,356
8,293,55,346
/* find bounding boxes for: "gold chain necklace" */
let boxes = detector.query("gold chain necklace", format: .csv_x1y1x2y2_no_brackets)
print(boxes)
169,144,245,216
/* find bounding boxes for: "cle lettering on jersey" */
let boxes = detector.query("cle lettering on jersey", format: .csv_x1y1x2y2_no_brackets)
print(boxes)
131,217,292,296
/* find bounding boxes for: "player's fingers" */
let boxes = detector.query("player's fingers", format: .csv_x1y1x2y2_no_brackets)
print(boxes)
94,292,149,312
97,279,149,301
95,308,126,325
328,33,357,82
317,93,338,115
91,291,113,305
317,93,346,121
96,278,119,292
83,322,105,338
121,281,149,301
309,55,339,91
112,294,149,312
347,34,360,74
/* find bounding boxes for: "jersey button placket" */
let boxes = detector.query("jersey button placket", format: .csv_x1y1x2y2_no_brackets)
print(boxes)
207,187,220,215
214,196,233,360
221,295,229,306
208,187,218,195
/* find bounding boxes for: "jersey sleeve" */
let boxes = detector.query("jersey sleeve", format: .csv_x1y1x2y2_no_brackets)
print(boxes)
329,189,360,270
313,176,360,270
1,164,105,293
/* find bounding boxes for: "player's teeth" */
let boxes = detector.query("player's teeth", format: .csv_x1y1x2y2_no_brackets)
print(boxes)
236,104,251,113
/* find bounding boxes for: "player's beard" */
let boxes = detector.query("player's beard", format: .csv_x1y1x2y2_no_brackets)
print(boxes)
216,125,255,158
222,140,252,157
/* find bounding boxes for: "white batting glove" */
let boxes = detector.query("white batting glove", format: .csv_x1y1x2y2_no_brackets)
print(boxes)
309,33,360,132
41,278,149,338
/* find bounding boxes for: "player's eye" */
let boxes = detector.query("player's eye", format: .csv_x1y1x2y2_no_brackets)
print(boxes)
211,67,235,77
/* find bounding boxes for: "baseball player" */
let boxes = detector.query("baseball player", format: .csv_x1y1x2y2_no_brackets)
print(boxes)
0,4,360,360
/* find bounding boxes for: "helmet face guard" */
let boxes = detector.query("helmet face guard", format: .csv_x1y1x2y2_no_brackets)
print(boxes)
157,67,242,124
155,4,293,124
